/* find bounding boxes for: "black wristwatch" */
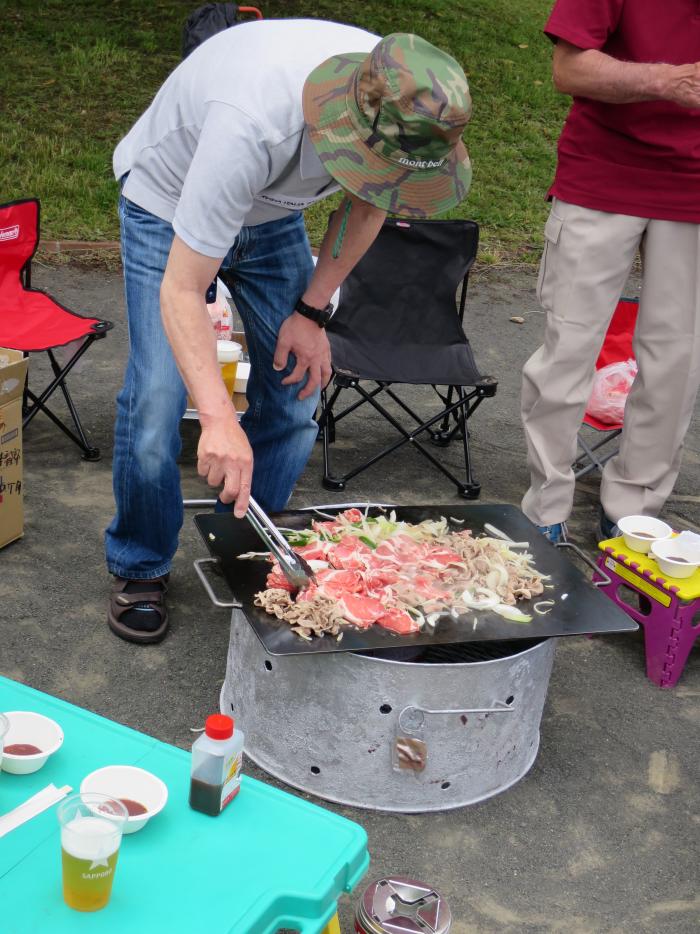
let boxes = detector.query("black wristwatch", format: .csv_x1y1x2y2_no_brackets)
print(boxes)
294,297,334,328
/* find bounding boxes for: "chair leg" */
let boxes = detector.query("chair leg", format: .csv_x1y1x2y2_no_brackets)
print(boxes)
321,384,346,491
47,348,100,459
22,341,100,459
324,382,482,497
455,385,480,499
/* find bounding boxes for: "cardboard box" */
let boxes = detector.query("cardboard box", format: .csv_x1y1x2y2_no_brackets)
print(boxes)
0,349,28,549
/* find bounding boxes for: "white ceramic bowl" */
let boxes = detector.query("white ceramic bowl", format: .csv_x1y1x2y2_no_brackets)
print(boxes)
617,515,673,554
651,538,700,580
0,712,9,768
81,765,168,833
0,711,64,774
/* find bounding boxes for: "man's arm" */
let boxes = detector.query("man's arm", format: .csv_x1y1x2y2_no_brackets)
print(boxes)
273,192,386,400
553,38,700,108
161,236,253,517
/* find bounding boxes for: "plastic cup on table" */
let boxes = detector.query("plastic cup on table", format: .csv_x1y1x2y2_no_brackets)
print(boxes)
217,340,242,398
57,793,128,912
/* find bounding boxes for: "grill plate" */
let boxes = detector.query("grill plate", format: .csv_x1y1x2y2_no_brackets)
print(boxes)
195,503,636,656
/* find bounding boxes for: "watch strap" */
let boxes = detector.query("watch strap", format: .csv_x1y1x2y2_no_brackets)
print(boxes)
294,298,333,328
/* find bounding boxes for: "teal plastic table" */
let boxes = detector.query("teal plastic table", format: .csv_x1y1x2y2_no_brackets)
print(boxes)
0,677,368,933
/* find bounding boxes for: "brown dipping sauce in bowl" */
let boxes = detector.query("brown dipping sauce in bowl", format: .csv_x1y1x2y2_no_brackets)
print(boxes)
119,798,148,816
3,743,42,755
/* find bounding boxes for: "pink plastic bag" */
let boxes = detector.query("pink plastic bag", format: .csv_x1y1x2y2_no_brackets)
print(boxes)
587,358,637,425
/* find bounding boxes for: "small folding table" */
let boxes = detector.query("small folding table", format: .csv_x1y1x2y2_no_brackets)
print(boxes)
0,677,368,933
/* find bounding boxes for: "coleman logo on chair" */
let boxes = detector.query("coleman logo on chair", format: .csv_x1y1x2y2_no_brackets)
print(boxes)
0,225,19,242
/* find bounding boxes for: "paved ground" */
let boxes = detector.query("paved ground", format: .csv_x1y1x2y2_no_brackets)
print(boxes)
2,261,699,933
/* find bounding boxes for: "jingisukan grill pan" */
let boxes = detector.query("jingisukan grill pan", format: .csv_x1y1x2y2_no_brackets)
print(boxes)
194,503,637,656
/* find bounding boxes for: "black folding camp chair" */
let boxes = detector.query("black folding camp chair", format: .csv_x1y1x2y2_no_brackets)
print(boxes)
318,218,497,498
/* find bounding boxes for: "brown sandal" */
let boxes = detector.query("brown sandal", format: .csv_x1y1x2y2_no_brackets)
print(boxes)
108,576,169,645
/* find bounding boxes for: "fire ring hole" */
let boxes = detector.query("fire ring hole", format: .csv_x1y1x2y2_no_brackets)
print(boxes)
379,704,392,715
310,766,321,775
506,695,514,705
264,660,273,671
441,781,451,790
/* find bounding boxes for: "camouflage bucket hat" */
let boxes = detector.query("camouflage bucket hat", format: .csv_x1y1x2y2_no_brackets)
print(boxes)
302,33,472,217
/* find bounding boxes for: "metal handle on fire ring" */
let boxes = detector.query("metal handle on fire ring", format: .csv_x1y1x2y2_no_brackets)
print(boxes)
555,541,612,588
398,700,514,733
193,558,242,609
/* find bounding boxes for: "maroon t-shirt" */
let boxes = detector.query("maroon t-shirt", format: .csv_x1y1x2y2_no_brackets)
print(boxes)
545,0,700,221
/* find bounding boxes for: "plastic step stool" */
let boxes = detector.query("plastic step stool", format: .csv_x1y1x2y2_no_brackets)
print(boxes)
595,537,700,688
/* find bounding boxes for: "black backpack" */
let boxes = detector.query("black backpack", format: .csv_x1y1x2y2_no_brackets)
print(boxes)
182,3,242,58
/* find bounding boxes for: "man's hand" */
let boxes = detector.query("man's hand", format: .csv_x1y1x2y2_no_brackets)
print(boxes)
664,62,700,109
273,312,332,400
197,415,254,517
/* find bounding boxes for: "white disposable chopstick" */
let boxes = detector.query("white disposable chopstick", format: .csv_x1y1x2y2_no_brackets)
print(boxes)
0,783,72,837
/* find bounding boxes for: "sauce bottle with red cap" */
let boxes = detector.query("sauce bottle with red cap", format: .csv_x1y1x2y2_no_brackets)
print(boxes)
189,714,244,816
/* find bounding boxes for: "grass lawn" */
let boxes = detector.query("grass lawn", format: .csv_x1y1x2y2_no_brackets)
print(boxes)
0,0,568,262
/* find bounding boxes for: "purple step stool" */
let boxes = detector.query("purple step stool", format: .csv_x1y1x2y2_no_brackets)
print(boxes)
594,539,700,688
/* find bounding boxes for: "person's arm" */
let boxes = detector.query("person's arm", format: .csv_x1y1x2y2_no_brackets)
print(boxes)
161,236,253,517
552,38,700,108
273,192,386,399
159,103,270,516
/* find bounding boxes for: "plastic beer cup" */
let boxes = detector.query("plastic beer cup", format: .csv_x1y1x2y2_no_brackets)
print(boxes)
217,340,242,399
57,793,127,912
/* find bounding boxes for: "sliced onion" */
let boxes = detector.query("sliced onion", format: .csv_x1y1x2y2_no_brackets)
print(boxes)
492,604,532,623
533,600,555,615
461,587,500,610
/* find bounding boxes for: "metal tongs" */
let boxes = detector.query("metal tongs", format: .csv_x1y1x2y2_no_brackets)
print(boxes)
246,496,316,593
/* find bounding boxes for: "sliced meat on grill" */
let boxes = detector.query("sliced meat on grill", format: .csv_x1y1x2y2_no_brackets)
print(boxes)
296,541,332,562
338,594,386,627
377,607,420,634
362,567,400,589
265,570,295,592
423,547,464,568
328,536,373,570
315,568,364,599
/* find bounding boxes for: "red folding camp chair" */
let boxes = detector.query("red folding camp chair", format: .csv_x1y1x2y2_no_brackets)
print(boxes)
0,198,112,460
574,297,639,479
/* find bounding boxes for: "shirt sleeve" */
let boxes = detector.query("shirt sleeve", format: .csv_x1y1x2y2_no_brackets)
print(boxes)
544,0,624,51
173,101,270,258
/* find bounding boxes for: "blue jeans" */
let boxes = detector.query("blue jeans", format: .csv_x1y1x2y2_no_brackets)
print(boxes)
105,195,317,579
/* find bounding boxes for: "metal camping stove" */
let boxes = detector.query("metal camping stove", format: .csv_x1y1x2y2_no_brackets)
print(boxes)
220,609,554,811
355,878,452,934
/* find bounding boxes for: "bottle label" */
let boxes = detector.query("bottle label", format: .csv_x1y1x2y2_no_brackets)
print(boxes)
221,751,243,809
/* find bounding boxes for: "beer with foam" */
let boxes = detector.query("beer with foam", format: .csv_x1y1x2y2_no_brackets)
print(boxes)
57,794,126,912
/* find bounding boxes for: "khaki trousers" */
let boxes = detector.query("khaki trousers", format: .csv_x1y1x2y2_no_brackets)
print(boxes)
521,198,700,526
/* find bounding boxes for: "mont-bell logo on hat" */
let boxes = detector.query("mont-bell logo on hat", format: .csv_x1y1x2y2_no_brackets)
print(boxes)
397,157,446,169
0,225,19,242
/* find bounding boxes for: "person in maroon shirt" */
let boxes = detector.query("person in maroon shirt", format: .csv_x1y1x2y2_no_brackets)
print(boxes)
520,0,700,543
